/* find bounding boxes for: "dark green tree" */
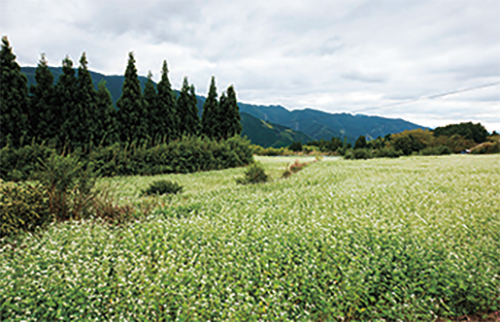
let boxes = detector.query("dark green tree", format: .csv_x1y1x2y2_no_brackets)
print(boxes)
0,36,30,147
55,56,79,149
217,92,228,140
289,141,303,152
222,85,242,139
116,52,147,143
177,77,200,136
143,71,157,141
201,76,219,139
188,84,201,136
354,135,367,149
95,80,119,146
76,52,98,147
433,122,488,143
29,54,56,143
157,60,179,142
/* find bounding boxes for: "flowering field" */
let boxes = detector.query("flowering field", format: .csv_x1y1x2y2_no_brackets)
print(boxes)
1,155,499,320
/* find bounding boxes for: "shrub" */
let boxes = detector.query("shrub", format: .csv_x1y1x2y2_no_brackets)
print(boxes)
470,140,500,154
374,147,403,158
344,148,373,160
236,162,269,184
142,180,183,196
0,180,51,237
36,154,97,221
420,146,453,156
288,141,303,152
91,187,136,225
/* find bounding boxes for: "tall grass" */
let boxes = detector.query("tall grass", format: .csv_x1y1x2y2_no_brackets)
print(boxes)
1,155,499,320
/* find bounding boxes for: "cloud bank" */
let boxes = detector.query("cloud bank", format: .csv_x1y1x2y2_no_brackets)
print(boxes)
2,0,499,131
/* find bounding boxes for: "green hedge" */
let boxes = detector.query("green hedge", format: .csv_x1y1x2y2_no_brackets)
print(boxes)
0,136,254,181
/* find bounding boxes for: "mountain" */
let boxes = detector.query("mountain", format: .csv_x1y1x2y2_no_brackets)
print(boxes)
236,103,428,143
21,66,428,147
240,112,312,148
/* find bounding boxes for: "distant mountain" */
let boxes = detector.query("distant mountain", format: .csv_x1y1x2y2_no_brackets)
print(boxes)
236,103,428,143
240,112,312,148
21,66,428,146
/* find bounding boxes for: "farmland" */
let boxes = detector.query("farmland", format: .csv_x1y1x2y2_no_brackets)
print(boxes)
1,155,499,320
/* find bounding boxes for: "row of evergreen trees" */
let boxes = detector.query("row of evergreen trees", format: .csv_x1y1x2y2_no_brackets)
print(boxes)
0,36,242,150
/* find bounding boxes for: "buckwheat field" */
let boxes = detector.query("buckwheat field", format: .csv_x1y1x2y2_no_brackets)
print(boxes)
1,155,499,321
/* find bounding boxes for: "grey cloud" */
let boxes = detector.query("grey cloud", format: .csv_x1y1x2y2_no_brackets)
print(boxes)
341,70,388,83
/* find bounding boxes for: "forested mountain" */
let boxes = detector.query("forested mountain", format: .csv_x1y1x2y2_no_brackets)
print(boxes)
21,66,428,147
240,112,312,148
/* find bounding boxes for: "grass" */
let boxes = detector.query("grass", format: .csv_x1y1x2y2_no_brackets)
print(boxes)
1,155,499,320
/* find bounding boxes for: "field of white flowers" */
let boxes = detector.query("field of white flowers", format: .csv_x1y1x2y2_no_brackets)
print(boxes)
1,155,499,320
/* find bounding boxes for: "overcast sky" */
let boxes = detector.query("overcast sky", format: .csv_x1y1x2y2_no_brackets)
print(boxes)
2,0,499,131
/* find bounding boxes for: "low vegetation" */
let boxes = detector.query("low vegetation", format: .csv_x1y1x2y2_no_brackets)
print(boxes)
1,155,498,320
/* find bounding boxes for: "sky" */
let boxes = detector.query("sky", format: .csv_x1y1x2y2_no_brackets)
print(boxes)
2,0,500,131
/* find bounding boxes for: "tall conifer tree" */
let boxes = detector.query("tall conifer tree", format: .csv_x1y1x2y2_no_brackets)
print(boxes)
177,77,200,136
143,71,158,142
157,60,179,141
77,52,98,146
188,85,200,136
55,56,79,148
29,54,56,142
0,36,30,147
201,76,219,139
116,52,147,143
95,80,118,145
224,85,242,138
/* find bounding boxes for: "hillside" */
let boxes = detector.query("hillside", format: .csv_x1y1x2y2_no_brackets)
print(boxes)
21,66,428,146
240,112,312,148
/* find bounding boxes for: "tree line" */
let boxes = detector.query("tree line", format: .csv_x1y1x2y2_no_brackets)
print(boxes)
0,36,242,150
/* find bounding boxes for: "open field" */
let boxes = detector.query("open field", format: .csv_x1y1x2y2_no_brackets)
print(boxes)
1,155,499,320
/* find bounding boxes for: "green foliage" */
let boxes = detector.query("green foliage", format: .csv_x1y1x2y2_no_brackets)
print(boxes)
219,85,242,139
420,146,453,156
0,142,55,181
433,122,489,143
354,135,367,149
116,52,148,143
177,77,201,137
251,145,292,156
201,76,220,139
36,154,96,221
76,52,98,146
236,162,269,184
95,80,119,146
0,137,254,181
470,138,500,154
307,136,343,152
344,148,373,159
288,141,303,152
157,60,179,142
142,180,183,196
374,146,403,158
0,36,30,148
55,56,80,149
29,54,56,142
0,180,51,237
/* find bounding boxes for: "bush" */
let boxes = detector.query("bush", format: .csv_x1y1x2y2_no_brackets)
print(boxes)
470,140,500,154
344,148,373,160
288,141,303,152
36,154,97,221
236,162,269,184
374,147,403,158
420,146,453,156
0,180,51,237
142,180,183,196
